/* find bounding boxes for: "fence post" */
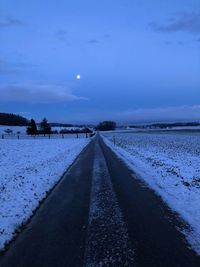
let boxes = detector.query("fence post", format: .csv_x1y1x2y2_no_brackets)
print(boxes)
2,134,4,139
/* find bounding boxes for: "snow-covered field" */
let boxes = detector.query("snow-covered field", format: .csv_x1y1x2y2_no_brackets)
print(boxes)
0,138,89,250
0,125,90,136
102,131,200,254
0,126,27,134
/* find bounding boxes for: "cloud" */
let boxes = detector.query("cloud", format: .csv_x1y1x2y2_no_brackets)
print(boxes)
0,83,88,104
150,13,200,34
84,105,200,123
88,39,100,44
0,59,35,74
116,105,200,123
56,29,67,41
87,34,112,45
0,16,23,27
163,39,200,46
104,33,111,39
0,60,14,74
164,41,172,45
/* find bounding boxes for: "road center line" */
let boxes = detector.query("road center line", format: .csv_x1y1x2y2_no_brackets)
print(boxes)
84,141,135,267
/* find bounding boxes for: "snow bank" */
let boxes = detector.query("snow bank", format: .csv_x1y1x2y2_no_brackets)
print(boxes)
0,138,89,250
102,132,200,254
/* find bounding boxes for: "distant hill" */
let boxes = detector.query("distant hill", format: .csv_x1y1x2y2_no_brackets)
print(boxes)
149,122,200,129
128,122,200,129
0,112,28,126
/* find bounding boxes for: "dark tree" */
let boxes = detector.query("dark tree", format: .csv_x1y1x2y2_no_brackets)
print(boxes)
39,118,51,134
96,121,116,131
27,119,38,135
82,127,92,133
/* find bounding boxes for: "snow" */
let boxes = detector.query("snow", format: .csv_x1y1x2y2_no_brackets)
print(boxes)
0,138,89,250
0,126,27,134
102,131,200,254
85,142,134,266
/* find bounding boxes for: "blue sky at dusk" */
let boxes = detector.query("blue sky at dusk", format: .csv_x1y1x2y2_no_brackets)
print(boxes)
0,0,200,123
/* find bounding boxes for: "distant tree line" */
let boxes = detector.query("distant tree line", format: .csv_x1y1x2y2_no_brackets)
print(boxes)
50,123,94,128
59,127,92,134
129,122,200,129
96,121,116,131
27,118,93,135
50,123,74,127
150,122,200,129
0,112,28,126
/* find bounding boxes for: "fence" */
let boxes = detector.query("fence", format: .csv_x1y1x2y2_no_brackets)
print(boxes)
1,132,95,140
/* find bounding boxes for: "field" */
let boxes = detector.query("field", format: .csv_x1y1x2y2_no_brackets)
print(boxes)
0,138,89,250
102,130,200,253
0,125,89,139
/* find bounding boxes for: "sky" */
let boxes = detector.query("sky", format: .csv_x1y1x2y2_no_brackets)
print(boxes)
0,0,200,123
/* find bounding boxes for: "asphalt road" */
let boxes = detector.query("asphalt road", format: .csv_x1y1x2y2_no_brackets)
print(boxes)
0,135,200,267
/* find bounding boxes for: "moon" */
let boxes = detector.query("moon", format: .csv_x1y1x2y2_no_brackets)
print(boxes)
76,74,81,80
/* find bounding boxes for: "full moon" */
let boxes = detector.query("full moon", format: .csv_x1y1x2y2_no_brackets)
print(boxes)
76,74,81,80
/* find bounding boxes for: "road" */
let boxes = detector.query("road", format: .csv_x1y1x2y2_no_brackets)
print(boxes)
0,135,200,267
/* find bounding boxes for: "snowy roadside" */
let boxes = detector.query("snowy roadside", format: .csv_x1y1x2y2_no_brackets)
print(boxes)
0,138,89,250
102,134,200,255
